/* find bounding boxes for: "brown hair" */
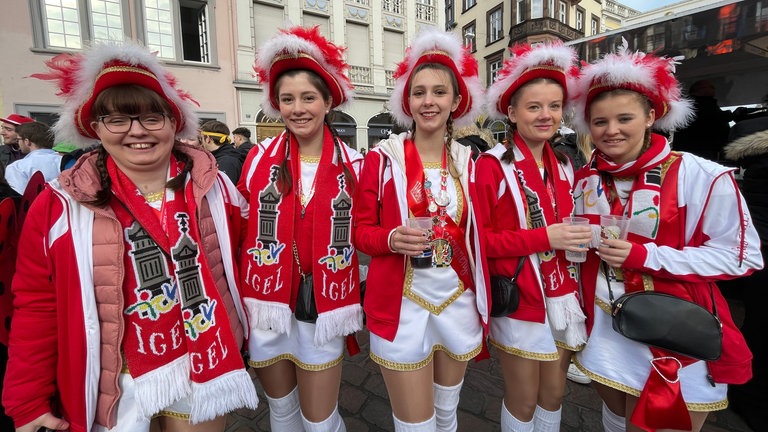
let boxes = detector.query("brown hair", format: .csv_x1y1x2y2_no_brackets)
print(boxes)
87,85,193,206
17,121,54,149
272,70,355,195
501,78,568,165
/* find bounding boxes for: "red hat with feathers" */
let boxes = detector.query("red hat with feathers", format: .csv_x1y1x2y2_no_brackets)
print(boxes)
30,42,200,148
254,26,354,119
571,38,693,133
389,28,484,128
486,42,578,119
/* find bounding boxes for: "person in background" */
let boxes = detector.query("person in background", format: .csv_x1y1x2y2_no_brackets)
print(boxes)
671,79,733,161
475,42,591,432
199,120,242,184
239,26,363,432
454,124,493,160
354,28,489,432
232,127,255,155
0,114,34,168
4,121,61,194
550,125,588,170
570,42,762,432
722,124,768,431
3,42,258,432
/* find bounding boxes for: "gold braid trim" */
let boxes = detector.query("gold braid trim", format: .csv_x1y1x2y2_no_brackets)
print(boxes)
371,344,482,371
249,353,343,371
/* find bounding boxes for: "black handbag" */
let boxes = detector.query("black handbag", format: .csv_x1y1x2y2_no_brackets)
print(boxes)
604,263,722,361
293,242,318,323
490,256,526,317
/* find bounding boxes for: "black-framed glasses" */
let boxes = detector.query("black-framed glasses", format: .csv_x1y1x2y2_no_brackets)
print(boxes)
97,113,168,133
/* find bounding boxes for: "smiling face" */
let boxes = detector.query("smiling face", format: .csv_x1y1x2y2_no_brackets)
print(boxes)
1,122,19,146
588,90,655,164
89,85,177,177
408,65,461,137
276,70,332,144
507,79,564,148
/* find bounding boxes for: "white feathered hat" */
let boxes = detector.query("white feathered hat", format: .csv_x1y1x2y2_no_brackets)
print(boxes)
486,42,578,119
254,26,355,119
389,28,485,128
31,41,200,148
571,39,693,133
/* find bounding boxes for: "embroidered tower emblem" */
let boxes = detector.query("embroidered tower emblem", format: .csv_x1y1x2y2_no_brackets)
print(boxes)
248,165,286,265
320,174,354,272
125,223,176,320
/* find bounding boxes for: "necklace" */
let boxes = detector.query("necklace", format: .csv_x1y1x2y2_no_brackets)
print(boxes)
143,190,165,203
423,148,452,267
296,149,319,216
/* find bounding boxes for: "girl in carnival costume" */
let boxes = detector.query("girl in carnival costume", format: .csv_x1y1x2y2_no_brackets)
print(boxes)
475,42,592,432
3,42,258,432
354,28,489,432
570,40,762,432
239,26,363,432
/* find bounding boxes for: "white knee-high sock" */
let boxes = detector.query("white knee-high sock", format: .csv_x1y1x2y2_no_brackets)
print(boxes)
533,405,561,432
301,405,345,432
601,402,626,432
433,381,462,432
393,413,437,432
266,387,304,432
500,402,534,432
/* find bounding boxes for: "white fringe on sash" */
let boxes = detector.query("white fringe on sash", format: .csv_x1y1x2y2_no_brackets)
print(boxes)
189,369,259,423
133,356,191,420
314,303,363,346
245,298,293,334
545,292,588,347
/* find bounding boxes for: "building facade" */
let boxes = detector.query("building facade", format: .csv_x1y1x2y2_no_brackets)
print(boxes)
0,0,447,151
603,0,640,31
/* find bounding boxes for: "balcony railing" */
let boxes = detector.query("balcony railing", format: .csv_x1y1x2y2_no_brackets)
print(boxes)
509,17,583,42
385,70,395,87
382,0,402,14
350,65,372,84
416,3,435,22
347,0,369,6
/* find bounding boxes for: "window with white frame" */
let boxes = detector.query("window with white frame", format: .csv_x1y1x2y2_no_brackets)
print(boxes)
446,0,454,27
463,22,476,52
487,54,503,85
559,1,566,23
463,0,476,11
549,0,555,18
143,0,213,63
488,6,503,43
591,16,599,35
576,8,584,31
516,0,525,23
531,0,543,19
37,0,126,49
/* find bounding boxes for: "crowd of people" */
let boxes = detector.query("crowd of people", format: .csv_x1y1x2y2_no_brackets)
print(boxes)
0,26,765,432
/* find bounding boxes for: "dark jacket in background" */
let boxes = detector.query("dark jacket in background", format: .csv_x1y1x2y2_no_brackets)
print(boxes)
673,96,733,161
211,142,243,184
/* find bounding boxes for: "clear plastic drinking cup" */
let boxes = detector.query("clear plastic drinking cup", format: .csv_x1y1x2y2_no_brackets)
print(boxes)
407,216,433,269
600,215,631,241
563,216,590,263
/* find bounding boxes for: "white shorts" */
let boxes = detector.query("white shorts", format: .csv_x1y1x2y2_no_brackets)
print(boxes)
370,289,483,370
248,315,344,370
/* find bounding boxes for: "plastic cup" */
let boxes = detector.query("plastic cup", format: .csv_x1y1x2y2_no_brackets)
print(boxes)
600,215,631,241
563,216,590,263
407,216,433,268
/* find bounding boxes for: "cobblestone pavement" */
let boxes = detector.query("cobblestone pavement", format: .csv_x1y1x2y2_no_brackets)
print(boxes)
225,330,754,432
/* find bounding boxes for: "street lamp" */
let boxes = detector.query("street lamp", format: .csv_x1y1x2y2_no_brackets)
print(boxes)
464,31,475,49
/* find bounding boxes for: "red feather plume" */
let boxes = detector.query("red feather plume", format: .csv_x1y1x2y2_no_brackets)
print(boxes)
28,52,84,97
